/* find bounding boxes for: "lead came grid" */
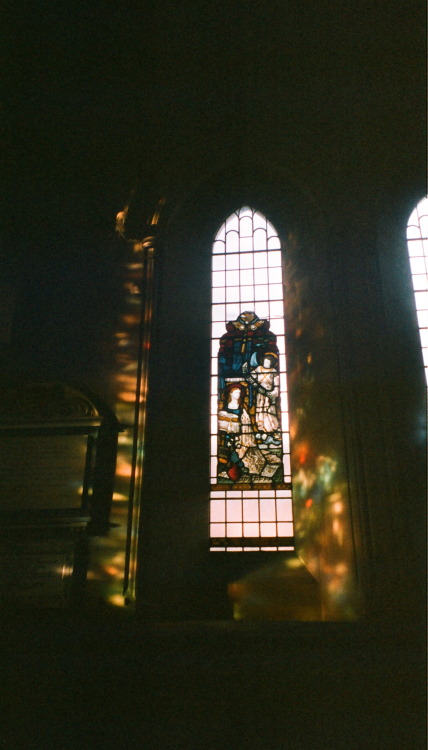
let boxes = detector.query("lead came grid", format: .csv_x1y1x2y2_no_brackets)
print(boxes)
210,207,294,550
210,489,293,539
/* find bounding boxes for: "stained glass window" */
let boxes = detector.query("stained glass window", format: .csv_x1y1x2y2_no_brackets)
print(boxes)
210,207,294,551
407,196,428,382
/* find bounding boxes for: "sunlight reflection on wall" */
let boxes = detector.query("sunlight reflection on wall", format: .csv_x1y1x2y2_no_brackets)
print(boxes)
292,447,357,619
85,242,145,611
285,231,359,620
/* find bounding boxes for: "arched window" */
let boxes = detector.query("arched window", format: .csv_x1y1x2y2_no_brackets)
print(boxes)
210,207,294,551
407,196,428,382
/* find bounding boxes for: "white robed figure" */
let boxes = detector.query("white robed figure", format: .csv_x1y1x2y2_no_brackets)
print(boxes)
243,353,280,434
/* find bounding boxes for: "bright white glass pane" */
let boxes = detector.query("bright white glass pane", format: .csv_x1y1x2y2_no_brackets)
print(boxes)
225,253,240,270
226,303,240,319
212,255,225,270
254,252,268,268
417,309,428,328
226,269,240,286
241,286,255,302
268,236,281,249
269,284,283,300
273,320,285,336
213,240,225,254
259,498,275,520
226,286,240,302
212,304,226,321
226,231,239,252
268,266,282,284
411,275,427,291
279,354,287,372
407,225,421,240
255,301,269,317
253,211,266,230
210,457,217,476
240,216,253,237
210,394,217,413
270,300,284,317
211,490,225,497
260,522,276,536
225,213,239,232
211,500,225,522
212,287,225,303
255,285,269,301
277,522,293,536
410,257,427,275
240,235,253,252
282,433,290,452
239,206,253,218
407,239,425,257
254,267,268,284
240,253,253,269
420,328,428,347
210,523,225,537
211,339,219,356
414,291,428,310
212,358,218,375
240,268,254,285
212,271,225,287
244,523,260,537
272,336,285,354
268,250,282,267
276,498,293,521
283,454,291,474
226,490,242,498
254,228,267,250
210,416,217,433
226,499,242,521
243,499,259,521
419,215,428,237
210,434,217,453
211,377,217,394
226,524,242,537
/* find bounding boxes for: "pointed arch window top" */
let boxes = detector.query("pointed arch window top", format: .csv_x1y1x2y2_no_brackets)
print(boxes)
214,208,281,251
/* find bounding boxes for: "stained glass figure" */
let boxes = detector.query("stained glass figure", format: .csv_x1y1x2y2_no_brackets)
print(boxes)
217,311,284,485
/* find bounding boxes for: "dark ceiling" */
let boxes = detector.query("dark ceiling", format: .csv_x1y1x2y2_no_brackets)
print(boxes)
1,0,426,252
